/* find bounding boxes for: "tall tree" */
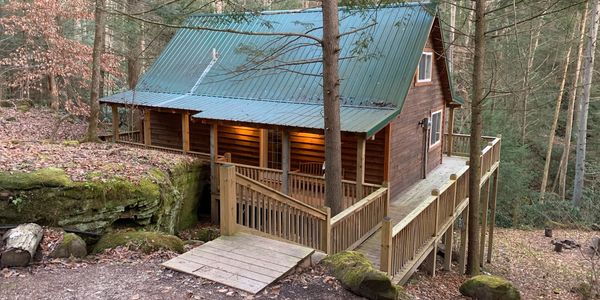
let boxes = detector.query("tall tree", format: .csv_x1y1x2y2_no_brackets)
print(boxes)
555,7,588,200
573,0,600,205
540,21,576,199
322,0,343,215
85,0,106,141
466,0,486,275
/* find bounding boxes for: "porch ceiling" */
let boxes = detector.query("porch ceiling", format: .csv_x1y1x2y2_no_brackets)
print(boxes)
101,90,399,136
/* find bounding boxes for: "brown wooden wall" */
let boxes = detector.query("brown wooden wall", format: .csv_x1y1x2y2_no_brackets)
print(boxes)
388,34,447,200
189,121,210,153
150,110,182,149
218,125,261,166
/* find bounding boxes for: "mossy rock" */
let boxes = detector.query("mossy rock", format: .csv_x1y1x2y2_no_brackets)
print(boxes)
460,275,521,300
93,231,184,254
0,167,71,190
191,227,220,242
322,251,401,300
49,233,87,258
62,140,80,147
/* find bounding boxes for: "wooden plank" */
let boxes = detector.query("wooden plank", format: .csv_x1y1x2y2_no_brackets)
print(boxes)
162,256,202,273
190,262,266,294
179,252,276,283
356,135,366,198
259,129,268,168
226,233,314,259
182,112,190,152
282,129,290,194
206,238,303,267
191,245,290,273
210,124,219,223
220,164,237,235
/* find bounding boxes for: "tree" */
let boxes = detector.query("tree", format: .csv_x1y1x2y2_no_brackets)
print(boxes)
573,0,600,206
466,0,486,275
322,0,343,215
85,0,107,141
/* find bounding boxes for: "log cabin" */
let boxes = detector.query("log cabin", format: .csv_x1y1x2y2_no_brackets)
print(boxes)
100,3,501,285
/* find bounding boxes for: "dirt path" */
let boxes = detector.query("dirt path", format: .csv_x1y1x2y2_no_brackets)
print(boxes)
0,259,359,300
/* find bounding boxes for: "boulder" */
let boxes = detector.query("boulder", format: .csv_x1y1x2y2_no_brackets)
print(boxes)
322,251,403,300
93,231,184,254
49,233,87,258
460,275,521,300
192,227,220,242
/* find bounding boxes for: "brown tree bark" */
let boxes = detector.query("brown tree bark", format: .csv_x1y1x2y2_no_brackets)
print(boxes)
127,0,142,90
573,0,599,206
466,0,486,276
322,0,343,215
48,74,59,110
85,0,106,142
540,28,575,199
554,8,588,199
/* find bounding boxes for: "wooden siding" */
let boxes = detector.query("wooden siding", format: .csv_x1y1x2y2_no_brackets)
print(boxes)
150,111,182,149
190,121,211,153
218,125,261,166
388,34,447,200
341,130,386,184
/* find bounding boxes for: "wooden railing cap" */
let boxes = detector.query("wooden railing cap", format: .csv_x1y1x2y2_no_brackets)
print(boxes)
450,174,458,180
431,189,440,196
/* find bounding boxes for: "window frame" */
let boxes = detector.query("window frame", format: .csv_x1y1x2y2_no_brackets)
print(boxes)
429,109,443,148
416,51,434,84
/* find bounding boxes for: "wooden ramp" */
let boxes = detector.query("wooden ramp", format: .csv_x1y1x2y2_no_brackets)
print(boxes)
162,233,315,294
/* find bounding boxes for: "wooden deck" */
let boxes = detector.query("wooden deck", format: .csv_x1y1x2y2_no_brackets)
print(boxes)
355,156,468,267
162,233,314,294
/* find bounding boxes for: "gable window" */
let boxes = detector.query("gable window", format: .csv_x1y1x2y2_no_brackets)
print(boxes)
417,52,433,83
430,110,442,147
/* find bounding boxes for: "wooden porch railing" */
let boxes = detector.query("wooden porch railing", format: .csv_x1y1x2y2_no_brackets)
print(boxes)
219,164,332,252
219,162,381,209
380,166,470,283
330,187,388,254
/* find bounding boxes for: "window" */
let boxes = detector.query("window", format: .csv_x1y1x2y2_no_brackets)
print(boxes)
430,110,442,147
417,52,433,83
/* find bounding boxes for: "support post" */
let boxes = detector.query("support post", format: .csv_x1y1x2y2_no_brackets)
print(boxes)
458,206,469,274
143,109,151,145
443,224,454,271
323,207,332,254
479,178,491,265
181,112,190,153
487,169,499,263
380,217,393,274
422,243,437,277
210,124,219,224
282,129,290,195
447,107,455,156
111,104,119,142
356,135,366,198
259,129,269,168
219,164,237,235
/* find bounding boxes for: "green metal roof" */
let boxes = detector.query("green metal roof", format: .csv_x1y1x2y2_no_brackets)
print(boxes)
101,3,440,136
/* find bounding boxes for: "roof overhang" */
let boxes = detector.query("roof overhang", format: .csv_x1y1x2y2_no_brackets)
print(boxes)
101,91,398,137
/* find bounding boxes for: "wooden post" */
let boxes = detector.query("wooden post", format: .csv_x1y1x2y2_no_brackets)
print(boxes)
487,169,499,263
380,216,393,274
210,124,219,224
259,129,269,168
432,189,440,236
447,107,455,156
323,207,332,254
282,129,290,195
422,243,437,277
383,125,391,182
143,109,151,145
443,224,454,271
111,104,119,142
181,112,190,153
356,135,366,198
383,182,390,217
479,178,491,265
458,206,469,274
219,164,237,235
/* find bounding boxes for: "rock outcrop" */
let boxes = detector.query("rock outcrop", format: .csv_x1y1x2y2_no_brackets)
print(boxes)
460,275,521,300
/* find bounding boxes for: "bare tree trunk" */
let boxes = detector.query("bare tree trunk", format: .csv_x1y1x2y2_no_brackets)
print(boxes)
448,0,456,74
85,0,106,142
322,0,343,215
555,8,588,199
467,0,486,276
127,0,142,90
48,74,59,110
573,0,599,206
520,21,542,145
540,30,575,199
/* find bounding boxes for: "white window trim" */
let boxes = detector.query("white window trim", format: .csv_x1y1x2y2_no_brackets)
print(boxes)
429,109,443,148
417,52,433,83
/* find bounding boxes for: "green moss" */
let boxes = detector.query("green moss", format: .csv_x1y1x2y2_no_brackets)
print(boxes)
191,227,220,242
0,167,71,190
93,230,184,254
62,140,80,147
460,275,521,300
323,251,399,300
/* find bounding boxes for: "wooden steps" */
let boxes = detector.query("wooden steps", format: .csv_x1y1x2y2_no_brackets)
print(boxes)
162,232,315,294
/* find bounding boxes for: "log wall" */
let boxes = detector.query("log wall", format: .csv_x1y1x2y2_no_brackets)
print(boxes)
150,111,182,149
190,121,211,153
218,125,261,166
388,35,447,200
